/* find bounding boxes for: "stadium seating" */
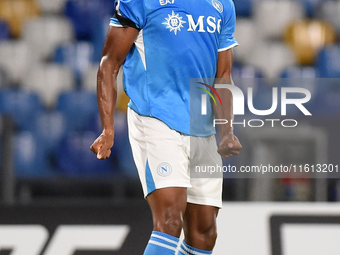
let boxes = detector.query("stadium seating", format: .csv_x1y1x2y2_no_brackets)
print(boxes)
0,19,9,40
319,0,340,37
36,0,68,14
14,131,51,178
312,79,340,115
233,0,254,17
0,66,9,88
0,0,40,37
27,110,66,172
232,64,264,78
296,0,321,17
56,131,113,175
246,42,296,80
28,110,66,154
253,0,305,39
280,66,318,79
24,64,75,107
316,45,340,78
22,16,74,60
284,20,336,65
56,89,98,131
0,40,33,84
64,0,114,40
81,64,98,92
233,18,256,64
91,16,111,62
54,41,94,84
0,88,43,130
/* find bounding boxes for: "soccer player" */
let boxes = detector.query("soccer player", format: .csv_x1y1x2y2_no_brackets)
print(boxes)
90,0,242,254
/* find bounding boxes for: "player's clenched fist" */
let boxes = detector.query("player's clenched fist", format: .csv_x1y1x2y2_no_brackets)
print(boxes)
90,131,114,160
217,133,242,159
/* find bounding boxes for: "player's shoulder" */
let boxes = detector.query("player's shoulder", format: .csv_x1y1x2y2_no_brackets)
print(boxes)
211,0,236,21
117,0,145,7
116,0,146,17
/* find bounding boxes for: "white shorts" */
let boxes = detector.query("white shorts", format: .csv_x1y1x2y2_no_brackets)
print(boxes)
127,108,223,208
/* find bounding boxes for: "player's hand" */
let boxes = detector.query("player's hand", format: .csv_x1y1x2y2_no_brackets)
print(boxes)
90,131,114,160
217,133,242,158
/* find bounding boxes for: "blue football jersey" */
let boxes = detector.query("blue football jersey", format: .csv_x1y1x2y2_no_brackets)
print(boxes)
110,0,238,136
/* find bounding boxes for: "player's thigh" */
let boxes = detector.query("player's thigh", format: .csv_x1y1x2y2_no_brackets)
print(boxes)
128,107,191,197
188,135,223,208
127,107,148,189
183,203,219,248
183,203,219,233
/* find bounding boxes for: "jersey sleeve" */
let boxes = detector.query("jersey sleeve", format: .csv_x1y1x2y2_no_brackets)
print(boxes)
218,0,238,52
110,0,146,29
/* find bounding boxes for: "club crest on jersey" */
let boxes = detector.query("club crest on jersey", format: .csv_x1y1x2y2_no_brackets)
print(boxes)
159,0,174,5
162,11,186,35
212,0,223,13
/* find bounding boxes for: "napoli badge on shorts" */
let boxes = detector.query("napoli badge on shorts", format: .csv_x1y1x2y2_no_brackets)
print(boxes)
157,162,172,177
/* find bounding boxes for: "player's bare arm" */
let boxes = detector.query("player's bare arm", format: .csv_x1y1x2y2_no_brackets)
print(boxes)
214,49,242,158
90,26,139,159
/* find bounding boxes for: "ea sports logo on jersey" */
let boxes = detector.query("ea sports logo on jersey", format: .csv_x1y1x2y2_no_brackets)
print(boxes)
157,162,172,177
212,0,223,13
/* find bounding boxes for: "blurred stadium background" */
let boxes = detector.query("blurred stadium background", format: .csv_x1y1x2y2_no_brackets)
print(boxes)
0,0,339,254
